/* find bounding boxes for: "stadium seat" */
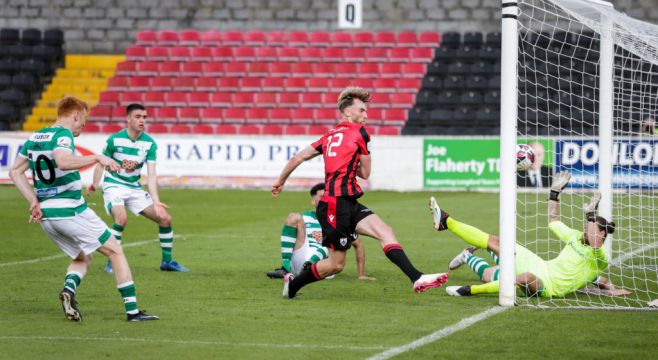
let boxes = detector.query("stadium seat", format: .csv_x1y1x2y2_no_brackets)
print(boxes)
181,62,203,76
389,93,414,108
343,48,366,62
334,63,357,77
402,63,426,78
148,123,170,133
159,61,181,76
244,31,266,46
353,78,374,89
239,124,261,135
279,93,300,107
234,92,256,107
292,108,314,124
278,47,300,62
116,61,137,75
195,77,218,91
225,62,247,77
265,31,287,46
147,46,170,61
315,108,338,124
203,62,225,76
383,109,407,125
309,31,331,46
257,46,278,61
151,76,173,91
300,47,323,62
307,77,330,92
270,63,291,77
441,32,461,48
192,124,214,134
324,47,344,62
353,32,374,47
190,47,213,61
143,92,165,106
410,48,434,62
378,126,401,135
111,106,126,122
284,125,307,135
224,108,245,123
0,28,19,45
222,31,244,46
136,61,159,76
89,106,111,122
170,124,191,133
358,63,379,78
308,124,329,135
247,62,269,76
216,124,237,134
98,91,120,105
200,108,223,123
200,30,222,46
234,46,257,61
463,32,484,48
300,93,322,108
398,78,422,93
212,47,233,61
262,124,283,135
373,78,396,93
136,30,157,45
125,46,147,60
330,32,353,47
291,62,313,77
418,32,441,47
210,92,232,106
107,76,130,90
188,92,210,107
374,32,396,47
288,32,309,46
179,30,201,46
329,78,352,91
238,77,259,91
365,47,389,62
120,91,143,105
262,77,285,91
129,76,150,91
43,29,64,47
157,30,179,45
485,31,502,48
84,122,101,133
269,108,292,124
101,123,123,133
396,32,418,47
172,76,196,91
366,108,383,125
179,107,201,122
380,63,402,78
153,107,178,123
165,91,187,106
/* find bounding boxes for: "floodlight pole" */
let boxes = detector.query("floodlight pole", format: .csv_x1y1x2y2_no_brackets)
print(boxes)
499,0,519,307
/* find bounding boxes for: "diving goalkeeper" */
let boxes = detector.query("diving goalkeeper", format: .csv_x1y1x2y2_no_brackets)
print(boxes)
431,171,630,298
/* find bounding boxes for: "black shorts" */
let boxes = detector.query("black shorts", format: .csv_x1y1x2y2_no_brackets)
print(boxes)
316,195,374,251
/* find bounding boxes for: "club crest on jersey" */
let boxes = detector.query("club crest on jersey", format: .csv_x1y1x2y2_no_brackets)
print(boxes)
339,238,348,246
57,137,72,148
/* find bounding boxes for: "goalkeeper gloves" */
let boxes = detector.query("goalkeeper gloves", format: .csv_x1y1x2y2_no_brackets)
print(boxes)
584,192,602,221
549,171,571,201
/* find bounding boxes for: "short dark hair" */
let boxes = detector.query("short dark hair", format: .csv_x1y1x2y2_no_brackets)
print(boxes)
310,183,325,196
126,103,146,115
595,216,615,235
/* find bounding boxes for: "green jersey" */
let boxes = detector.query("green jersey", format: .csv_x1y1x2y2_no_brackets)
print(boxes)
102,129,157,189
301,211,322,246
19,126,87,219
546,221,608,297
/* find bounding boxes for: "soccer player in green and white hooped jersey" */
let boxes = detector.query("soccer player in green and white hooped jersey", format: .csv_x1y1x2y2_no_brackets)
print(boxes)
9,97,158,322
431,171,630,298
87,103,189,272
266,183,375,280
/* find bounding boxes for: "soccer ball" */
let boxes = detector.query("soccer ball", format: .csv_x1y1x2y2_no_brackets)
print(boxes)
516,144,535,171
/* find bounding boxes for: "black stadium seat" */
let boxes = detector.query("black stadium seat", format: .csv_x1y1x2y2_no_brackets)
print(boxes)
21,28,42,45
0,88,27,105
43,29,64,46
11,73,36,91
20,59,47,75
0,28,19,45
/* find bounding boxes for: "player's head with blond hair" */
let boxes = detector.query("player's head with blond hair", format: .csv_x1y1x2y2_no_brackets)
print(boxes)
337,86,371,124
56,97,89,137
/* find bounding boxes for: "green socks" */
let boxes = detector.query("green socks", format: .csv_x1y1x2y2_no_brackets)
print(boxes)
280,225,296,272
63,271,83,293
159,226,173,262
118,281,139,315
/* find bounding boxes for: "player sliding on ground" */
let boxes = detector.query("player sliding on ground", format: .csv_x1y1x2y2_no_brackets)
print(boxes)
272,86,447,299
266,182,375,280
87,103,189,273
9,97,158,322
431,171,630,298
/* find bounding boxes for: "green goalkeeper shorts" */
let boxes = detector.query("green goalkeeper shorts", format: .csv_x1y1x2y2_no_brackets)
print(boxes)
515,244,553,298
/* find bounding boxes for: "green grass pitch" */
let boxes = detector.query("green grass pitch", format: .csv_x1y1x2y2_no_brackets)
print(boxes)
1,187,656,359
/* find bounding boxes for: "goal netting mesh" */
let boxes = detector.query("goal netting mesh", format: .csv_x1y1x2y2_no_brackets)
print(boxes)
516,0,658,309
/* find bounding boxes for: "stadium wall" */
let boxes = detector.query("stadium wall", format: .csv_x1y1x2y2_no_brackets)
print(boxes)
0,0,655,54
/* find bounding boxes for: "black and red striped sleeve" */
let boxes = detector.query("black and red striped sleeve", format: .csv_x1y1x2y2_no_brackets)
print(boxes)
357,126,370,155
311,135,325,154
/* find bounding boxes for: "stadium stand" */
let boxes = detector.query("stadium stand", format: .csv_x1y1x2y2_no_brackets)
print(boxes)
0,28,64,130
90,30,440,135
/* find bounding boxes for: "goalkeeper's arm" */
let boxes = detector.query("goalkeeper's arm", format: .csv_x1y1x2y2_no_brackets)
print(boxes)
548,171,571,222
593,276,631,297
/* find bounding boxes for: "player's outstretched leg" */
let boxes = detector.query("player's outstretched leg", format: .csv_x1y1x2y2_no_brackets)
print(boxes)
141,205,189,272
429,196,491,250
59,252,90,322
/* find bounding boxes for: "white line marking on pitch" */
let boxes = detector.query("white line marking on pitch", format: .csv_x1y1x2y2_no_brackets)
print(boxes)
610,242,658,267
365,306,509,360
0,336,385,351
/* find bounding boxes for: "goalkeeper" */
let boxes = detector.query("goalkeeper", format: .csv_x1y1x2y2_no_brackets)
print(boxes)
431,171,630,298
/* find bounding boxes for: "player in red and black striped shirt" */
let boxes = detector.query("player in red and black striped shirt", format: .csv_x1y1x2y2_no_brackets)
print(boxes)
272,86,448,299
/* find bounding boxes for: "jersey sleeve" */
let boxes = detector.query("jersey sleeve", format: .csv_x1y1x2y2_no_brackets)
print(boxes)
311,136,324,154
102,136,113,157
52,130,74,153
146,141,157,162
548,221,579,244
357,126,370,155
18,141,28,158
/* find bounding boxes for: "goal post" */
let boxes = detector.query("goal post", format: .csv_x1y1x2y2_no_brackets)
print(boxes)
501,0,658,309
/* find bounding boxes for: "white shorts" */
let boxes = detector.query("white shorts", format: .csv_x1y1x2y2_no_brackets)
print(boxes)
103,186,153,216
290,242,328,275
40,208,112,259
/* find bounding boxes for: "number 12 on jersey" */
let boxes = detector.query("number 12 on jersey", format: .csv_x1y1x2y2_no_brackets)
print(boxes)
326,133,344,157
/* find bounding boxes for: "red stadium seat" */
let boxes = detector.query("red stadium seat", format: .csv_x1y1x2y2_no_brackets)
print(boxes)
245,108,269,123
240,77,262,91
396,32,418,47
196,77,219,91
354,32,374,47
148,123,170,133
334,63,357,77
224,108,245,123
116,61,137,75
380,63,402,78
181,62,203,76
170,124,192,133
147,46,169,61
111,106,125,121
324,47,344,62
234,92,256,107
153,107,178,123
107,76,130,90
314,63,335,77
200,108,224,123
222,31,244,46
125,46,146,60
192,124,214,134
102,123,123,133
309,31,330,46
343,48,366,62
374,32,396,47
410,48,434,62
308,125,329,135
287,32,309,46
244,31,266,46
291,62,313,77
203,62,225,76
292,108,314,124
188,92,210,107
84,122,101,133
216,124,237,134
179,108,201,122
299,47,323,62
300,93,322,108
329,78,352,91
278,47,300,62
330,32,353,47
402,63,426,78
283,77,306,92
225,62,248,77
418,32,441,47
369,93,389,108
364,47,389,62
143,92,165,107
238,124,261,135
270,63,291,77
128,76,150,91
136,61,158,76
172,76,196,91
190,47,213,61
136,30,157,46
151,76,173,91
285,125,307,135
353,78,374,89
269,109,292,124
307,77,330,92
212,47,233,61
253,92,276,107
265,31,287,46
389,93,414,108
279,93,300,107
383,109,408,125
262,124,283,135
373,78,397,93
262,77,285,91
210,92,232,106
389,48,411,62
247,62,269,77
89,106,111,122
157,30,179,45
234,46,257,61
358,63,380,78
120,91,143,105
165,91,187,106
216,77,240,91
179,30,201,46
366,108,383,125
315,108,338,124
159,61,181,76
200,30,222,46
256,47,278,61
397,78,421,93
378,126,401,135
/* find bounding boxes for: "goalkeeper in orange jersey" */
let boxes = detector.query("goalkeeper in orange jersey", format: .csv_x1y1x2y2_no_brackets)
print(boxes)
430,171,630,298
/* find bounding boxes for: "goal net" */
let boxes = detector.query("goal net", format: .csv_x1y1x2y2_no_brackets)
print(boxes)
514,0,658,309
